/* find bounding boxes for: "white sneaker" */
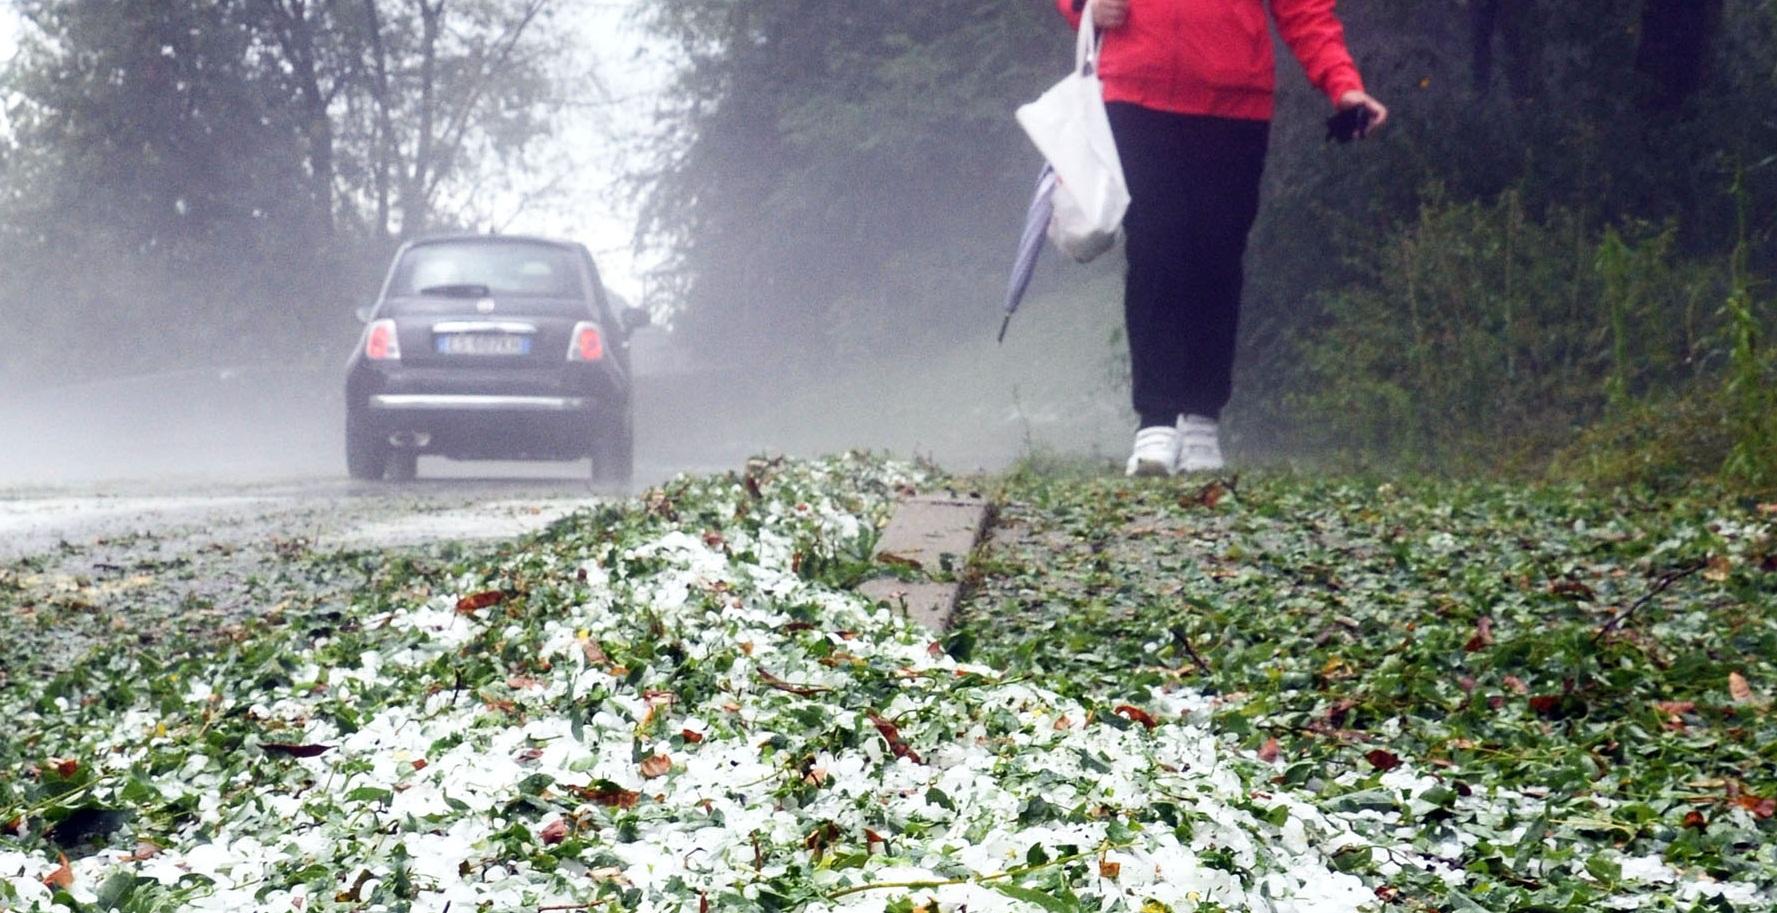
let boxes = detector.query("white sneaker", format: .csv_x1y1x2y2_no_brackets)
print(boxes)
1125,426,1180,477
1176,414,1224,473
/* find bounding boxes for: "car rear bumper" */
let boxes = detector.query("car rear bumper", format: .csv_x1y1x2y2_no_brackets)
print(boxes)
346,361,628,462
370,394,589,413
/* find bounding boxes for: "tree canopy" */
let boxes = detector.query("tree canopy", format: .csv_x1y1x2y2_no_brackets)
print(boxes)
0,0,573,385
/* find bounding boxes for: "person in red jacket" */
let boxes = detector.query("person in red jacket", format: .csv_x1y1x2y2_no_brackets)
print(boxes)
1057,0,1388,475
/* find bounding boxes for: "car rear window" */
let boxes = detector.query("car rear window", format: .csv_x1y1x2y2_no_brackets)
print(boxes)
390,241,583,299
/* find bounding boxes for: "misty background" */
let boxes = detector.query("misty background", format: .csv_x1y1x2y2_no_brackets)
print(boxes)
1,1,1774,490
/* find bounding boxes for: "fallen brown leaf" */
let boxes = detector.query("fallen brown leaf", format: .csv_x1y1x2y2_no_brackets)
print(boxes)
804,821,841,856
539,818,569,845
1098,859,1122,879
1257,737,1280,763
1365,749,1402,772
876,552,924,571
1463,616,1494,652
123,841,162,862
1549,579,1596,601
454,590,506,614
1182,480,1228,509
867,712,923,764
1729,671,1755,704
640,754,672,779
758,668,830,696
1113,704,1158,730
575,784,640,808
1735,795,1776,819
42,853,73,889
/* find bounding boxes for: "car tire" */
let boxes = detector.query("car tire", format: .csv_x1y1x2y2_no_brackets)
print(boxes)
346,407,386,481
590,413,634,488
387,450,419,482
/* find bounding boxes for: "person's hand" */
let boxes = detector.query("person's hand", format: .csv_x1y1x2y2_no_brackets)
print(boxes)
1336,90,1389,137
1093,0,1129,30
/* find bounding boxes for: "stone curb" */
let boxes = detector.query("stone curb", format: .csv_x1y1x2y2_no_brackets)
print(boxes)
856,493,993,631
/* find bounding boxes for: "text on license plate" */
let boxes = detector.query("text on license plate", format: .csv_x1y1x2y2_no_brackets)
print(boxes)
435,333,532,356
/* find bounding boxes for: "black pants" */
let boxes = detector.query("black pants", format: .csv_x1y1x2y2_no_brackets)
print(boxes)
1109,102,1270,427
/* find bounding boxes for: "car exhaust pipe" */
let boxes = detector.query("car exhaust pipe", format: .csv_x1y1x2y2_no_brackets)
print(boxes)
388,431,432,448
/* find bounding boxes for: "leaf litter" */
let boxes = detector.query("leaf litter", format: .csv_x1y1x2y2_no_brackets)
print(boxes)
0,457,1404,912
958,468,1777,911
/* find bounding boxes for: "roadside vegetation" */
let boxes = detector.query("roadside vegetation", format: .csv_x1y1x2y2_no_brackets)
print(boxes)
3,456,1773,912
959,463,1777,911
641,0,1777,492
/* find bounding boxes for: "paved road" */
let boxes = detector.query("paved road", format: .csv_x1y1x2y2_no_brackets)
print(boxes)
0,474,634,681
0,475,614,560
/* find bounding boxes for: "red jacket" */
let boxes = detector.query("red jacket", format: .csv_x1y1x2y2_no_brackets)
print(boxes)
1056,0,1364,122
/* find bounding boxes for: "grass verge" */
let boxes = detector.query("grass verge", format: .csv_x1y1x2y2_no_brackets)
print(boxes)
957,464,1777,911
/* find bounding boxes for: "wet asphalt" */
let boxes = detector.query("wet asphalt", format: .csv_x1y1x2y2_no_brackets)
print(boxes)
0,465,685,680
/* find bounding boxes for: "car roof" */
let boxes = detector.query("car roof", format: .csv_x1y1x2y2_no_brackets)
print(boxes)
404,233,582,251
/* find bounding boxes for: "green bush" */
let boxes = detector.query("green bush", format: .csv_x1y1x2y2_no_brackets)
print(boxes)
1282,190,1773,490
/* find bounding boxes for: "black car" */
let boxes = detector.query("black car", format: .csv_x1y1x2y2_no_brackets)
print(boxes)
345,235,648,484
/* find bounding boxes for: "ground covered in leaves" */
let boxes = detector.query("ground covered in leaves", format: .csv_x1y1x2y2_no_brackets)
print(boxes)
956,466,1777,911
1,456,1414,913
2,457,1772,913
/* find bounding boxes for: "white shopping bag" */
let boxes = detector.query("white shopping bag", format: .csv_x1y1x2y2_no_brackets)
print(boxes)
1015,1,1128,263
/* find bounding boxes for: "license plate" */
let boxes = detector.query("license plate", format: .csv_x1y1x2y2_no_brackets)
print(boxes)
435,333,532,356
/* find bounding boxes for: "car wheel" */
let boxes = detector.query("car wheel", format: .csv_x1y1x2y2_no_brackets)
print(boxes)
387,449,419,482
590,413,634,488
346,406,386,481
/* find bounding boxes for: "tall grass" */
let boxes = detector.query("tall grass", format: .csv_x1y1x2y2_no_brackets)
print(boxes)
1721,169,1777,491
1278,187,1772,492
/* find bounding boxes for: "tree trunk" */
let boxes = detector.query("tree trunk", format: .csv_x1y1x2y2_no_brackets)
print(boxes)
401,0,446,238
1634,0,1723,111
1467,0,1539,100
362,0,396,239
1470,0,1500,91
262,0,335,237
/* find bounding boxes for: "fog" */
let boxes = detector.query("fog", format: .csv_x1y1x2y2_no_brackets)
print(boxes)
0,292,1131,489
0,1,1151,493
35,0,1762,491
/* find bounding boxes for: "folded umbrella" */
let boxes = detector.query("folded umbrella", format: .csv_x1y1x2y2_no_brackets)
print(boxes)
1000,165,1057,344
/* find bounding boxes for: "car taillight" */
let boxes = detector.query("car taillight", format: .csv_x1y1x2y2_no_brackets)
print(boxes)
568,322,604,362
365,319,401,361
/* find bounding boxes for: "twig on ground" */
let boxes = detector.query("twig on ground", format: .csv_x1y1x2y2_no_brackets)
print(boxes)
1170,626,1213,675
1592,559,1709,643
757,667,832,695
